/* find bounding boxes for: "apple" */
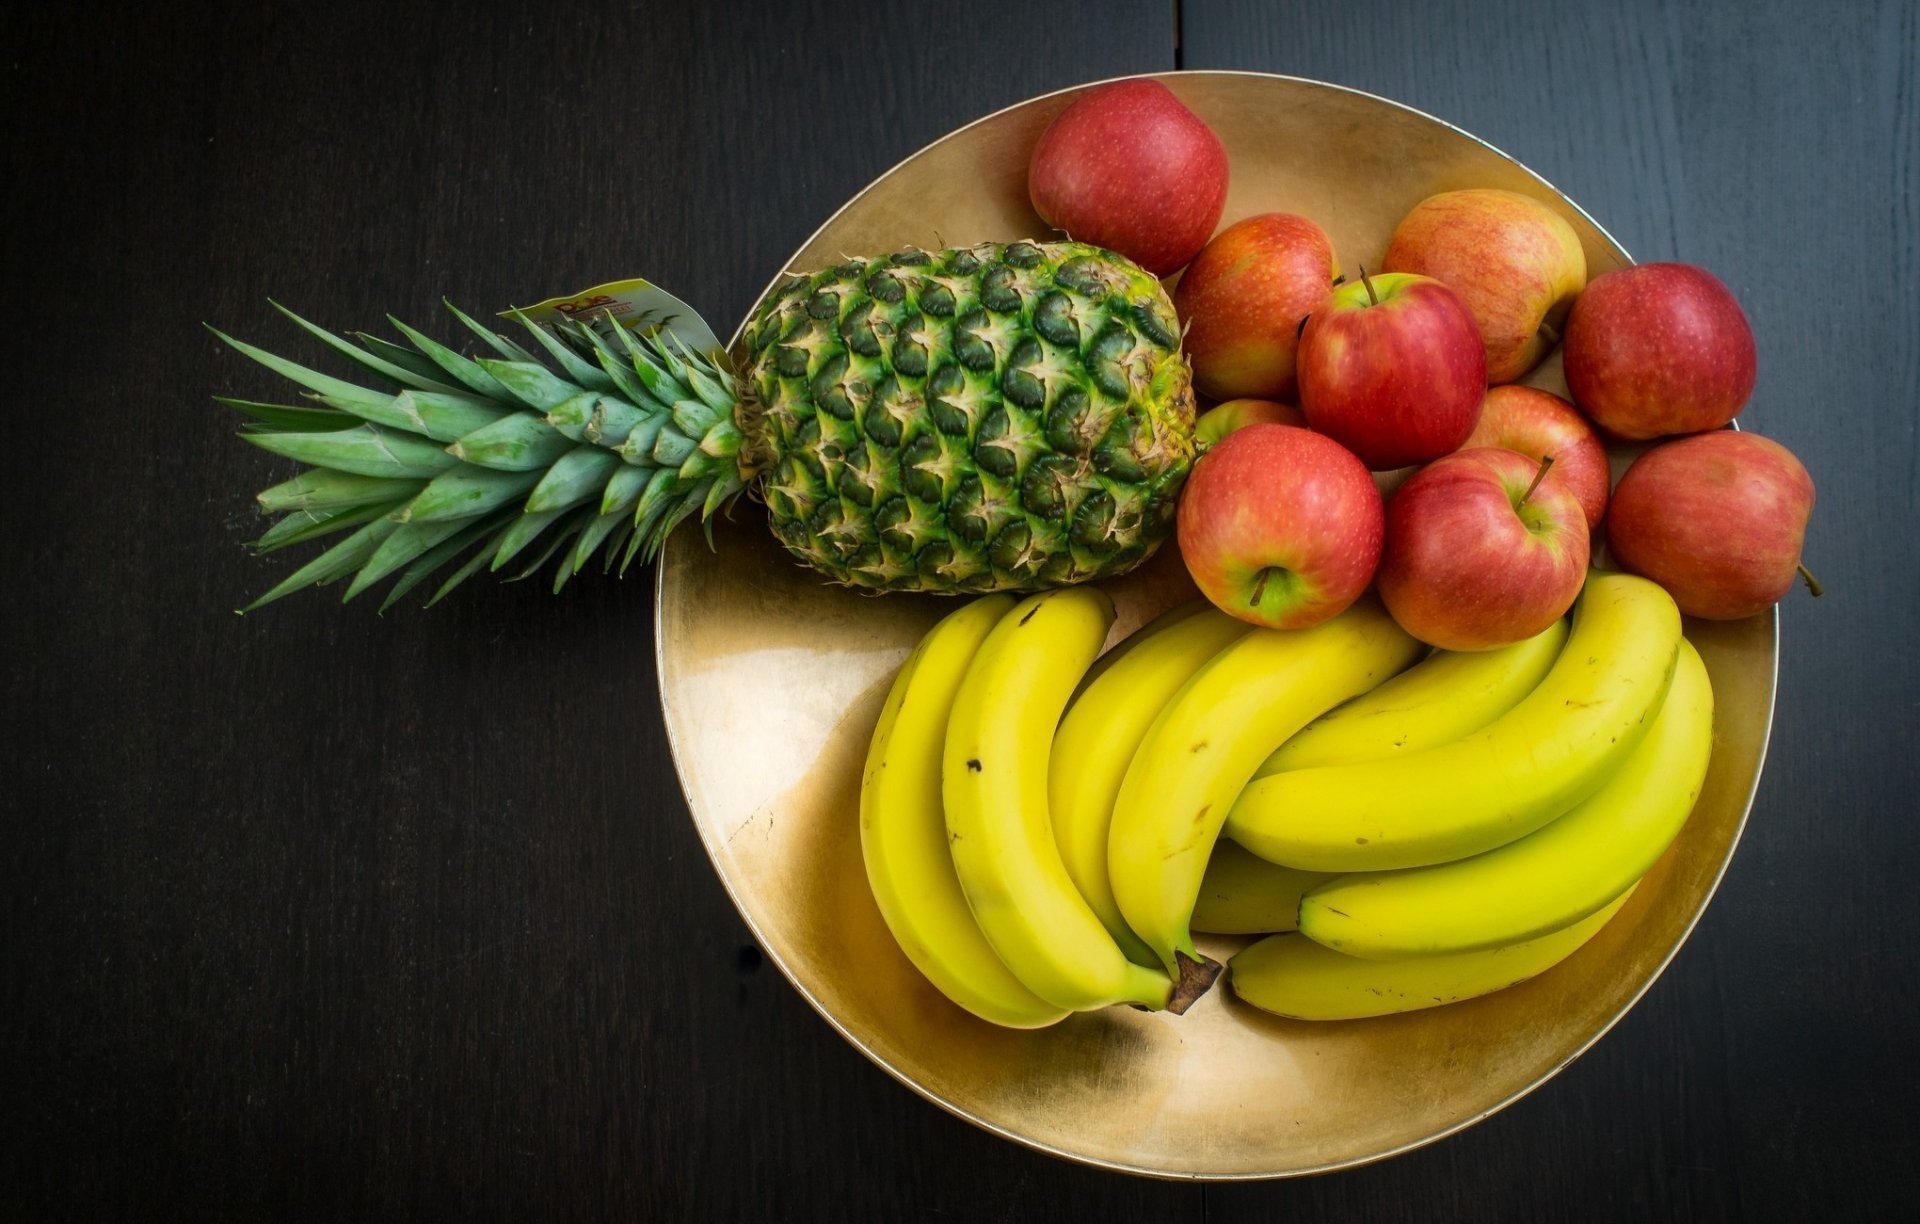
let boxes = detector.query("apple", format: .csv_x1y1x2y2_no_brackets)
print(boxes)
1605,431,1816,620
1562,262,1757,440
1174,213,1339,401
1378,447,1590,650
1297,272,1486,471
1459,385,1610,531
1380,188,1588,384
1177,423,1383,630
1194,398,1307,447
1028,79,1228,277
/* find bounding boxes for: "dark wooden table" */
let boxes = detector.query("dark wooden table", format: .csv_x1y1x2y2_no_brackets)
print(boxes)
6,1,1915,1218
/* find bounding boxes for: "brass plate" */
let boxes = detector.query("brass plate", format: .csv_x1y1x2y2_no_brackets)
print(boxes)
654,72,1777,1178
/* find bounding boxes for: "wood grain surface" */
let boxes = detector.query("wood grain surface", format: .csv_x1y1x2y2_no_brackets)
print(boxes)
3,1,1913,1219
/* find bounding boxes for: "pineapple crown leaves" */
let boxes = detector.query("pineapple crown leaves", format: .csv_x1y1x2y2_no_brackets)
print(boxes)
211,300,747,612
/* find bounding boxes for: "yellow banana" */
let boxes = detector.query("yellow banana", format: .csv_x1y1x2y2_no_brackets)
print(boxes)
1191,622,1565,934
1190,839,1333,935
1109,597,1423,1007
944,588,1172,1012
1301,637,1713,959
859,594,1068,1029
1228,886,1636,1021
1227,572,1681,872
1255,617,1569,776
1050,602,1252,966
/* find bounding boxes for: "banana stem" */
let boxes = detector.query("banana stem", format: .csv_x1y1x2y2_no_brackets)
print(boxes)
1165,951,1224,1016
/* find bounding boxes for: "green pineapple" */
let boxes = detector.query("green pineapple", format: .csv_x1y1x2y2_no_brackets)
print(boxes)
217,240,1196,609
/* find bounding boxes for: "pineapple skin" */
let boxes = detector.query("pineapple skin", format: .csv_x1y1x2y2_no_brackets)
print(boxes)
734,241,1197,592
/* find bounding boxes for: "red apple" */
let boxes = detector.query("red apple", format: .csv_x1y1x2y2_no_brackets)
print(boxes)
1297,272,1486,471
1563,262,1757,440
1028,79,1228,277
1194,398,1307,447
1177,424,1383,630
1378,448,1590,650
1459,385,1610,531
1605,431,1816,619
1174,213,1339,401
1381,188,1588,384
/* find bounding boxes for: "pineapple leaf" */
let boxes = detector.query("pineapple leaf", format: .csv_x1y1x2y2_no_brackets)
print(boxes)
394,390,507,442
344,519,472,601
597,517,637,574
617,519,649,574
425,538,501,608
397,465,541,525
490,507,567,571
388,315,522,404
476,358,585,413
257,469,425,513
270,301,463,394
508,310,616,393
661,334,737,417
219,397,359,432
543,391,602,442
527,446,620,515
645,483,710,562
207,326,390,413
446,411,575,471
556,510,628,590
582,324,662,410
615,412,669,465
701,470,744,520
671,398,719,437
699,419,743,461
650,426,697,469
614,324,676,402
629,467,680,538
379,514,511,612
599,462,651,516
444,300,541,365
506,511,590,582
252,500,402,554
354,331,455,385
584,396,648,448
240,517,402,612
244,422,459,479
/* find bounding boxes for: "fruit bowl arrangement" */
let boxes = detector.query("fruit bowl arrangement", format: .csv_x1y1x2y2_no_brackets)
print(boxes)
650,74,1786,1177
216,70,1801,1178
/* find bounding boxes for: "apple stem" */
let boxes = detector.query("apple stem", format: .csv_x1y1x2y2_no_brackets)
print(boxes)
1517,454,1557,507
1359,265,1379,306
1251,568,1271,605
1797,562,1825,598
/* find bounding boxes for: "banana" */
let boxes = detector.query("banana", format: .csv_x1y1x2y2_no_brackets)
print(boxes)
943,588,1172,1013
1050,602,1252,966
1190,839,1333,935
1191,620,1566,934
1108,597,1423,1008
1301,637,1714,959
1254,617,1569,776
1227,572,1681,872
859,594,1068,1029
1228,886,1636,1021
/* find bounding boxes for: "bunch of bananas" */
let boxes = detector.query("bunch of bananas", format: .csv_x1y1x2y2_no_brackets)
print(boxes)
859,571,1712,1027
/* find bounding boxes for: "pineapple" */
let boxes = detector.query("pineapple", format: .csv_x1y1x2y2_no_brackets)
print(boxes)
217,240,1196,609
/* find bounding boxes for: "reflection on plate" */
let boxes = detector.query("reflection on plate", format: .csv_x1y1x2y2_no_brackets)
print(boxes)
654,72,1776,1179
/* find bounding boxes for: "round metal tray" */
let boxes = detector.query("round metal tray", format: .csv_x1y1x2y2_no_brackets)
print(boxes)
654,71,1777,1179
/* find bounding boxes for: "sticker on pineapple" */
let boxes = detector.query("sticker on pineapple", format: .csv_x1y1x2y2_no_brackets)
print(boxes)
507,278,725,361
